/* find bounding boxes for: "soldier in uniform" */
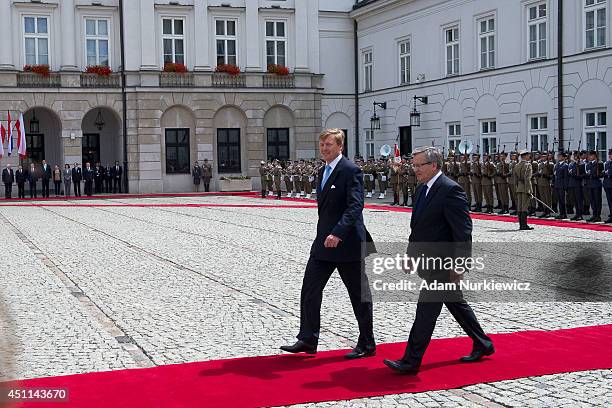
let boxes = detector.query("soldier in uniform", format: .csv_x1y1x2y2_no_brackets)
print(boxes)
536,153,553,218
266,161,275,196
376,158,389,199
508,152,518,214
363,158,372,197
458,154,472,210
568,151,584,221
515,150,534,230
481,153,495,213
258,161,268,198
548,152,559,213
470,153,483,212
283,161,293,197
585,150,604,222
300,160,310,198
192,161,202,192
580,150,591,215
492,153,502,210
529,152,540,216
402,156,416,207
603,149,612,223
272,159,283,199
553,151,569,220
495,152,510,214
201,159,212,192
450,154,460,183
389,161,402,206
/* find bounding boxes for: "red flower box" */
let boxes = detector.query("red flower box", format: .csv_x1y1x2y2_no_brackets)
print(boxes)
23,64,50,77
163,62,188,73
215,64,241,76
85,65,113,76
267,64,290,76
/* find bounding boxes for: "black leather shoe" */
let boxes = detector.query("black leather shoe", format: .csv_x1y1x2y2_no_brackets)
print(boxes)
460,346,495,362
280,340,317,354
383,359,419,374
605,218,612,224
345,346,376,360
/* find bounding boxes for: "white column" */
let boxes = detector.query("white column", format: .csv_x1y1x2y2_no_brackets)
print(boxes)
122,0,141,71
140,0,157,70
294,0,309,72
0,0,13,69
307,0,320,73
193,0,210,70
245,0,260,71
60,0,78,70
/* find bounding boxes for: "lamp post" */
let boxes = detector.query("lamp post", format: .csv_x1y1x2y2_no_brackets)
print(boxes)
370,101,386,132
94,109,105,131
410,95,428,128
29,109,39,134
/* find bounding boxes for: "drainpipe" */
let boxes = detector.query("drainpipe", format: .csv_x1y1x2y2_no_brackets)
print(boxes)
119,0,129,193
557,0,564,149
354,19,360,157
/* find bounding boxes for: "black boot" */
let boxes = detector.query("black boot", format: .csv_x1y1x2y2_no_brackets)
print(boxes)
261,190,266,198
520,212,534,230
402,195,408,207
277,190,282,200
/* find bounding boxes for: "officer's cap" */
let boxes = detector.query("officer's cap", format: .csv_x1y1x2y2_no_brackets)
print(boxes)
518,149,529,156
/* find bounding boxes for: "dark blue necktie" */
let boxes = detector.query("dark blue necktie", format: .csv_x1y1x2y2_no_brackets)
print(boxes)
413,184,429,217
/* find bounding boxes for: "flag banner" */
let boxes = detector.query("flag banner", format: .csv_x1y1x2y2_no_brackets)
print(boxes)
7,111,13,156
393,143,401,163
16,113,27,158
0,121,5,159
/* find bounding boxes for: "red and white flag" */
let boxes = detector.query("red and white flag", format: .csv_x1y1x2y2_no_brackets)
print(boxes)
16,113,27,158
6,111,13,156
0,120,5,159
393,143,401,163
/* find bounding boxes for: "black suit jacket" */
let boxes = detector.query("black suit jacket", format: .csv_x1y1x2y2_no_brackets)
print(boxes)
2,169,14,184
311,156,367,262
41,164,52,180
408,174,472,281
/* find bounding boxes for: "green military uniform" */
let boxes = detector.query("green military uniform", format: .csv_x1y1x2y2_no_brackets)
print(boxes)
402,159,416,207
390,162,402,205
530,154,540,215
284,162,293,198
265,162,274,196
536,157,553,217
458,156,471,208
515,151,534,230
376,160,389,199
495,155,510,214
508,154,518,212
272,161,282,199
470,154,483,212
481,156,496,213
258,162,267,198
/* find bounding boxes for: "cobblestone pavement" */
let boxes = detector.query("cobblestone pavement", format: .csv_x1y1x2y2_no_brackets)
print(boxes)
0,195,611,407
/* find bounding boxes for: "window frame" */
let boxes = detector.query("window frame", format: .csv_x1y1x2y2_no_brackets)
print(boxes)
478,16,496,70
528,115,549,152
264,19,287,67
444,25,460,76
161,17,186,66
527,2,548,60
365,129,375,158
398,38,411,85
584,0,608,50
165,128,191,174
23,15,50,66
215,18,238,66
266,128,290,161
217,128,242,174
363,48,373,92
84,17,111,67
583,109,608,161
480,119,498,155
447,122,462,152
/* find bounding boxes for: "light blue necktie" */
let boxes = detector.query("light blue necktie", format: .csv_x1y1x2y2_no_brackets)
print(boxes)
321,165,332,188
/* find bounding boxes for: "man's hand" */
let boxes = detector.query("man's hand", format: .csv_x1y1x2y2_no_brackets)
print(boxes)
324,234,342,248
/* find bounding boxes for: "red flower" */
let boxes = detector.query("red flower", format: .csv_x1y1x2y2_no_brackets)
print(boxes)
267,64,290,76
24,64,50,77
215,64,241,76
86,65,113,76
163,62,188,73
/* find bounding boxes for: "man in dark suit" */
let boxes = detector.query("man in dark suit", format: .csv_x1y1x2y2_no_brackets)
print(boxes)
384,146,494,375
94,161,104,194
2,164,14,199
72,162,82,197
15,165,26,199
83,162,94,196
280,128,375,359
41,159,52,198
112,161,123,193
27,163,38,198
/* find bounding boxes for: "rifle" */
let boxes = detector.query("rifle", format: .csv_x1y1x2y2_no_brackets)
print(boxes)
514,136,519,154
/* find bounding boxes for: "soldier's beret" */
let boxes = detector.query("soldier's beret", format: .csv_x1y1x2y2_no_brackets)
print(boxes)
608,149,612,154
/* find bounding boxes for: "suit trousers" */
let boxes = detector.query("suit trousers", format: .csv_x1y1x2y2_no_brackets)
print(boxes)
570,187,583,217
589,187,602,216
73,181,81,197
41,179,50,197
4,183,12,198
298,258,374,348
29,182,37,198
402,287,492,367
605,188,612,219
555,188,566,215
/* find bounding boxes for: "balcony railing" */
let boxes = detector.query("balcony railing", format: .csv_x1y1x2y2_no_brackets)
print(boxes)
263,74,295,88
159,72,195,87
80,73,122,88
212,73,246,88
17,72,61,88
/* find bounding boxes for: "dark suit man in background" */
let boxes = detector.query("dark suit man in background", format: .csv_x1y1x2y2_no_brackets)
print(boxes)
2,164,14,199
112,161,122,193
83,162,94,196
384,146,493,375
41,159,52,198
280,128,375,359
72,162,82,197
15,165,26,199
27,163,38,199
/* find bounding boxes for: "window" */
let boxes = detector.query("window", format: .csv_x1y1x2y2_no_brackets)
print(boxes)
445,26,459,76
365,129,374,158
584,110,607,160
162,18,185,65
24,16,49,65
85,19,110,67
165,128,190,174
585,0,607,49
363,50,373,91
447,123,462,152
267,128,289,161
265,21,286,66
480,120,497,155
82,134,100,166
217,128,241,173
529,116,549,152
528,3,547,59
215,19,237,66
478,17,495,70
399,40,410,85
399,126,412,156
25,134,45,163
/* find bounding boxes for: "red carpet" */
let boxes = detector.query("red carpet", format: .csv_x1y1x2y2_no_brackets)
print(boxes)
6,325,612,408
